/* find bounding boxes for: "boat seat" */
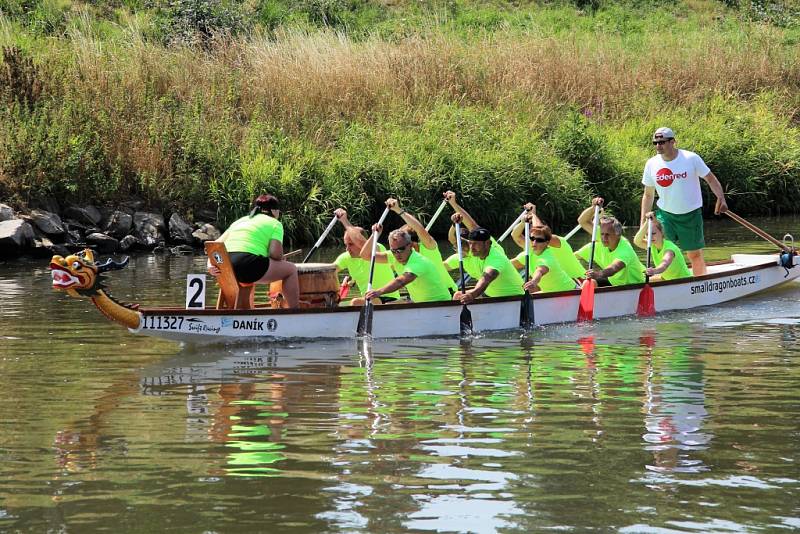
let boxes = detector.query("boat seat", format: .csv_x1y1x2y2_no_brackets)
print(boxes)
204,241,255,310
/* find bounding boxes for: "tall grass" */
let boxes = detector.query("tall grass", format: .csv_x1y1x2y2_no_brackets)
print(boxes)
1,1,799,243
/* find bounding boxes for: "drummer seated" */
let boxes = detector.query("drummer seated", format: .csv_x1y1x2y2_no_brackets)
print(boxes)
362,228,452,304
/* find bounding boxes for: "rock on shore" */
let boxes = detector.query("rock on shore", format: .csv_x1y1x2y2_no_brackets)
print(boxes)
0,202,222,260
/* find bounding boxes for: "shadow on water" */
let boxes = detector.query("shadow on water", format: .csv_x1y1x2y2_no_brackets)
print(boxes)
2,217,800,532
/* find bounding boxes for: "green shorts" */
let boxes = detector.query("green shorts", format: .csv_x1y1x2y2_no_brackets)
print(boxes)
656,207,704,252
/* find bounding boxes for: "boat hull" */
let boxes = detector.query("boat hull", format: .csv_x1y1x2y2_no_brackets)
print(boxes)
132,254,799,343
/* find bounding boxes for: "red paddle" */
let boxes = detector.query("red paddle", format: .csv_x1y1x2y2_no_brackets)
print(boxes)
577,205,600,322
338,276,351,300
637,218,655,317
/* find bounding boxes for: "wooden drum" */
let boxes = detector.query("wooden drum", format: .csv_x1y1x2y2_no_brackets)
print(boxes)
270,262,339,308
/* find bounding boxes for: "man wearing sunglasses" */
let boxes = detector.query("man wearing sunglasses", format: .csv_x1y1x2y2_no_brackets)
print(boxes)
641,127,728,276
362,228,452,303
577,198,646,287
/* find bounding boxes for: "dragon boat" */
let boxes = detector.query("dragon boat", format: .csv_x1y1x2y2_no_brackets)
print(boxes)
49,247,800,344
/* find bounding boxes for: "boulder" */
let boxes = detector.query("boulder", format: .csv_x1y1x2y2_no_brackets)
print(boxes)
192,223,221,244
0,204,14,222
196,208,217,222
120,199,145,214
47,243,71,257
0,219,35,256
86,232,120,253
133,212,166,248
28,209,65,236
170,244,195,255
119,235,142,252
63,205,102,226
169,213,194,244
31,196,60,215
104,210,133,239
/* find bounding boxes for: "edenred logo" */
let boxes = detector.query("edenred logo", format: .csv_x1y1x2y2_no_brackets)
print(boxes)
655,168,687,187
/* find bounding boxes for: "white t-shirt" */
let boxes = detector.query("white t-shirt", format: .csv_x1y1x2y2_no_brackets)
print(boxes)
642,149,711,214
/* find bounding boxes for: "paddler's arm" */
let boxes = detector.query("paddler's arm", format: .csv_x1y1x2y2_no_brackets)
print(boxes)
586,259,624,281
523,265,549,293
578,197,604,234
634,211,657,249
647,250,675,277
268,239,285,261
364,272,416,301
460,268,498,304
640,186,655,226
702,171,728,215
387,198,437,250
444,191,478,231
358,223,389,263
334,208,354,229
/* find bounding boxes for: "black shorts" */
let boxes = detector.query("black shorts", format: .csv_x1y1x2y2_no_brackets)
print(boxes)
379,296,398,304
230,252,270,283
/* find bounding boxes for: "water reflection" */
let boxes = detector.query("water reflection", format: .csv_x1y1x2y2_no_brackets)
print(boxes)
3,226,800,531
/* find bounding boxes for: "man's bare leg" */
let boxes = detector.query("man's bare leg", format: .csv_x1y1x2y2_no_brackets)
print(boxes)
686,249,706,277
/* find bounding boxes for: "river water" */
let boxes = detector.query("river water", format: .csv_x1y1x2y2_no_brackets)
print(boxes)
1,217,799,532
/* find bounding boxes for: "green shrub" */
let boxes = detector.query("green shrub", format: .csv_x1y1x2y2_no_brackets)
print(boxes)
153,0,249,47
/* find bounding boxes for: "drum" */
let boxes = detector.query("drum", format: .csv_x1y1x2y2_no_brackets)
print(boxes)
270,262,339,308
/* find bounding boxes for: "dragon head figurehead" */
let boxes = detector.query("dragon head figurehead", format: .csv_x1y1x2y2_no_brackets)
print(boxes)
49,249,140,330
50,249,129,297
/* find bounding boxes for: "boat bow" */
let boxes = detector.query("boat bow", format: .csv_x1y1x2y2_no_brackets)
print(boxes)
50,249,142,330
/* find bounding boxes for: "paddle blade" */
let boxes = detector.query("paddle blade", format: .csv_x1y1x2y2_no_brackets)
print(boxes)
637,284,655,317
460,305,473,337
577,279,596,322
520,293,534,329
338,278,351,300
357,301,373,336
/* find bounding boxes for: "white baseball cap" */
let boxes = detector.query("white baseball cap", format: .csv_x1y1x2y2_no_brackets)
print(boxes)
653,127,675,141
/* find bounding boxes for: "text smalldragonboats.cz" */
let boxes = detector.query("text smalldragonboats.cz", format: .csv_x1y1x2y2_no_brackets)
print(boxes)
690,274,760,295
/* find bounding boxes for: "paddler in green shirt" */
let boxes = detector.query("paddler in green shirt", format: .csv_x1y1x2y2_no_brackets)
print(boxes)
451,213,525,303
333,208,401,305
511,203,585,282
512,223,578,293
384,198,458,296
633,212,691,281
576,197,646,286
362,228,452,303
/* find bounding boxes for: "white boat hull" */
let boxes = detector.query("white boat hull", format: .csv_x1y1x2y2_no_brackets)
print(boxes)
132,254,800,343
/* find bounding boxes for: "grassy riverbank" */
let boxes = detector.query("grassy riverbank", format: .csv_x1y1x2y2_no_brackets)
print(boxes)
1,0,799,243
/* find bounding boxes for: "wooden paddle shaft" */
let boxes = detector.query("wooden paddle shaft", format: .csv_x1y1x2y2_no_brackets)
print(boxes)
725,211,790,252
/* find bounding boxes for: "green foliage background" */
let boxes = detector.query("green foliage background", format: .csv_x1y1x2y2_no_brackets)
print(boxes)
0,0,799,243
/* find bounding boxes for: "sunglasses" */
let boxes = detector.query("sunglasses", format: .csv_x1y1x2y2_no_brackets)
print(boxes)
390,244,409,254
530,236,548,243
652,139,672,146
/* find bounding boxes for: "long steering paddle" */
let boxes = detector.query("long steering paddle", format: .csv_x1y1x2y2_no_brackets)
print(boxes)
356,207,391,337
636,217,655,317
577,205,600,322
520,219,534,329
455,222,473,336
302,214,339,263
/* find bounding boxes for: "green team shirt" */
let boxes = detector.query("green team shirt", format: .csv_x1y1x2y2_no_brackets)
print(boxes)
417,242,458,293
476,245,525,297
550,236,585,279
390,250,452,302
224,214,284,256
444,252,481,289
514,247,577,292
651,239,691,280
334,244,401,299
576,237,646,286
